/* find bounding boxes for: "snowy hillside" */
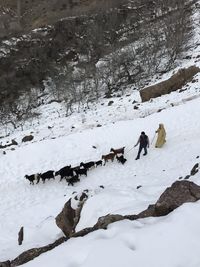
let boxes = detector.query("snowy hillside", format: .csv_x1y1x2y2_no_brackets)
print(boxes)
1,88,200,266
0,3,200,267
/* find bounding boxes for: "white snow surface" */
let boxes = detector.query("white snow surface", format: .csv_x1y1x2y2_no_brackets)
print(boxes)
0,5,200,266
1,92,200,266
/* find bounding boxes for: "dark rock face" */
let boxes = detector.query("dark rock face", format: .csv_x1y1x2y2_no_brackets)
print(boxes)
22,135,34,142
3,180,200,266
11,139,18,146
94,214,124,229
0,261,11,267
153,180,200,216
140,66,200,102
0,0,193,110
55,199,76,237
108,101,114,106
0,139,18,149
55,194,88,237
126,180,200,219
11,237,66,267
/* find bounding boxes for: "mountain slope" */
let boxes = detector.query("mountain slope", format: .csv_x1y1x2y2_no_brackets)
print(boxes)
0,93,200,264
0,1,200,266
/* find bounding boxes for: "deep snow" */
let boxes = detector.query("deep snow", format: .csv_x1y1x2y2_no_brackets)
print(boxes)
0,2,200,266
0,94,200,265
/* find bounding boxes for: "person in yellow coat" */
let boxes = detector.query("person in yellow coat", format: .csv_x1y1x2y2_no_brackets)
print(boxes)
155,123,166,148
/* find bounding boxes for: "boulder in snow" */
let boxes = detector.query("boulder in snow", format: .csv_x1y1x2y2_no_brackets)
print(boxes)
11,139,18,146
108,100,114,106
55,199,76,237
129,180,200,219
22,135,34,143
94,214,124,229
0,261,11,267
56,193,88,237
140,66,200,102
154,180,200,216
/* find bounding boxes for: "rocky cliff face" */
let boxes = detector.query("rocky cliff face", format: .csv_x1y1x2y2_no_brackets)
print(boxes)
0,1,154,98
0,0,126,33
0,0,196,120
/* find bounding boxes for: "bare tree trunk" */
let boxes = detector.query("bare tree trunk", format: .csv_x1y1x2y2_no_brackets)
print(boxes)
17,0,22,27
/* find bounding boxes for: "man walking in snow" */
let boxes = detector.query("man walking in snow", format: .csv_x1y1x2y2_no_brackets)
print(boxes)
134,131,150,160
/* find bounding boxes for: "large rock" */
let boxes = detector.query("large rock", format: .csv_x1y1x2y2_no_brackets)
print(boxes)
154,180,200,216
22,135,34,143
55,199,76,237
11,237,66,267
94,214,124,230
140,66,200,102
3,180,200,266
0,261,11,267
56,194,88,237
126,180,200,219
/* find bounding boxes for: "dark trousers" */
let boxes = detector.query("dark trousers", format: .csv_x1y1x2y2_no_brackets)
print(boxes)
136,145,147,159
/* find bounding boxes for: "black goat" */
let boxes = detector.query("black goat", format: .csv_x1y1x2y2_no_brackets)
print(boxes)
55,165,71,176
74,167,87,177
40,170,55,183
25,174,40,185
80,161,95,170
116,155,127,165
95,160,103,167
57,168,74,181
55,165,72,181
67,175,80,186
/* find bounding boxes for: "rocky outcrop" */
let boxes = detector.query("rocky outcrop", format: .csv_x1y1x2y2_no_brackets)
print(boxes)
55,199,76,237
0,0,120,32
94,214,124,230
11,237,67,267
77,180,200,234
55,193,88,237
0,261,11,267
3,180,200,266
154,180,200,216
127,180,200,218
0,139,18,149
0,0,194,111
140,66,200,102
22,135,34,142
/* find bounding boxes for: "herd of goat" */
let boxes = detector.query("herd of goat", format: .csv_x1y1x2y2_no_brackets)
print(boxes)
25,147,127,186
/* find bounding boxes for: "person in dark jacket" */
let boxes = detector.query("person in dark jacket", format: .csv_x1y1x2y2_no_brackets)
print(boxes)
134,131,150,160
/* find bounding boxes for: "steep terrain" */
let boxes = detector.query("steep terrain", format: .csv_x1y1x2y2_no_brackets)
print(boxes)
0,0,195,125
0,1,200,266
0,0,120,30
0,22,200,264
0,82,200,266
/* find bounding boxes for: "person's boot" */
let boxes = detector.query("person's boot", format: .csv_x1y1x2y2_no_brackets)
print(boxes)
135,156,139,160
143,152,147,156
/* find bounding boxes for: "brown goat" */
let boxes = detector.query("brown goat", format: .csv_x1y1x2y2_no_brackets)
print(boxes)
102,153,115,165
110,146,125,155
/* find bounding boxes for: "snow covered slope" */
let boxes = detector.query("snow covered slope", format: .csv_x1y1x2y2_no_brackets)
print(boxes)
0,3,200,266
0,93,200,265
